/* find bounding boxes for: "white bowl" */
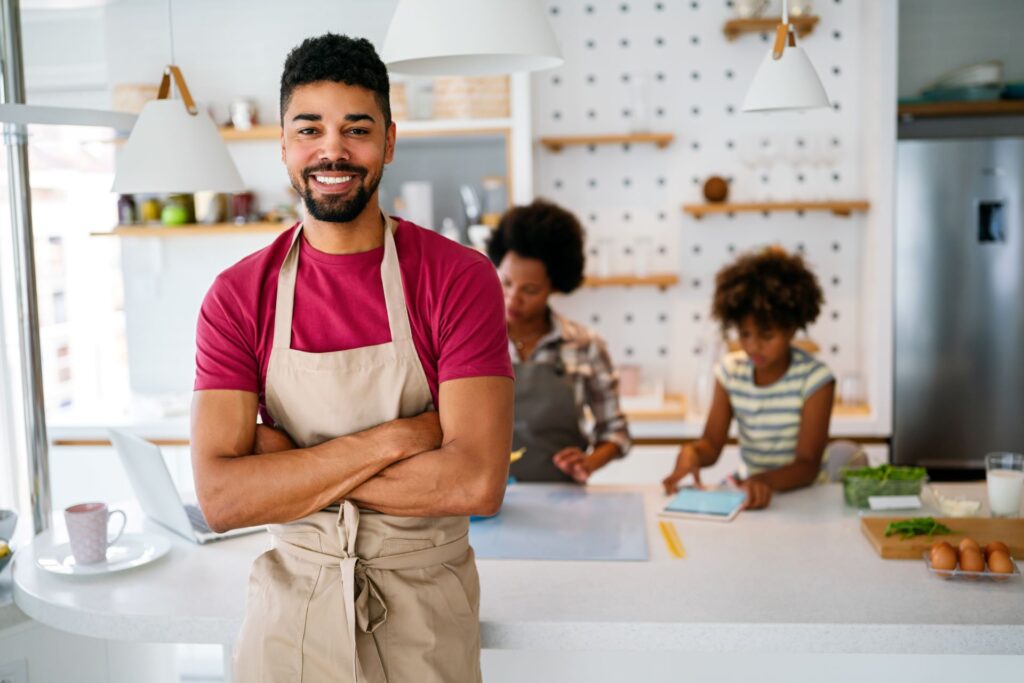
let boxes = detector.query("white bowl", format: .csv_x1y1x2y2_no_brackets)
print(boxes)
933,60,1004,89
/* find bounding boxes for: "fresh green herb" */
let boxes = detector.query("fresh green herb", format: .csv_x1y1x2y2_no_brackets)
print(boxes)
842,465,928,482
883,517,952,540
841,465,928,508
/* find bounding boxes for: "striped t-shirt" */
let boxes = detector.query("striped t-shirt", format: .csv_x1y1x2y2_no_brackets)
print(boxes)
714,348,834,475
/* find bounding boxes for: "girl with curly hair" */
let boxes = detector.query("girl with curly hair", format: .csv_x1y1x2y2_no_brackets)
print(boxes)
662,246,835,509
487,199,631,483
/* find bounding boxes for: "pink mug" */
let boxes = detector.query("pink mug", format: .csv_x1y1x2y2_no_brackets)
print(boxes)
64,502,127,565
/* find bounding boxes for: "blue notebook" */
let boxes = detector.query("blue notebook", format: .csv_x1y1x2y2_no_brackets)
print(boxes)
662,487,746,522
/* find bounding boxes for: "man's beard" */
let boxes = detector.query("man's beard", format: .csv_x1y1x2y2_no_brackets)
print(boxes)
295,162,382,223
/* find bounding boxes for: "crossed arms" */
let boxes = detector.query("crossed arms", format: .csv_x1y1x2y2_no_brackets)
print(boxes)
190,376,513,532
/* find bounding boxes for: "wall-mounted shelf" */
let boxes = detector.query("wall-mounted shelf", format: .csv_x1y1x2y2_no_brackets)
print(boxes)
623,394,687,421
723,16,820,41
219,118,513,142
833,403,870,418
683,201,870,218
92,222,292,237
897,100,1024,120
583,274,678,290
539,132,675,152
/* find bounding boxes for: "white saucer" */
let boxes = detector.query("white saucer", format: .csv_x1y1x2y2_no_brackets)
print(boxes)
35,533,171,576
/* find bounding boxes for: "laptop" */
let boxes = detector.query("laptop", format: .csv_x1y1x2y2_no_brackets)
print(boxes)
109,429,265,544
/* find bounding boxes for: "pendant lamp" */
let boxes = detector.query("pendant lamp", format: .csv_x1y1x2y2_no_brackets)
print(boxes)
742,1,829,112
111,65,243,193
382,0,563,76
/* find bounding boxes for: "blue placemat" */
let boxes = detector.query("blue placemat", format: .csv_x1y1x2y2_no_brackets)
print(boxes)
469,484,648,561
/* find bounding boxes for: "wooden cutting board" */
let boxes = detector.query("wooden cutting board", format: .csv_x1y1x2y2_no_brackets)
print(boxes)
860,517,1024,559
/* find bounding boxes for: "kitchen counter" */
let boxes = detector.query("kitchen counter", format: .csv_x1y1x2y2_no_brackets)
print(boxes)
11,484,1022,656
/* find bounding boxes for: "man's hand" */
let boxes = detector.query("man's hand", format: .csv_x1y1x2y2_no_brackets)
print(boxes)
553,447,592,484
254,425,297,454
390,410,444,458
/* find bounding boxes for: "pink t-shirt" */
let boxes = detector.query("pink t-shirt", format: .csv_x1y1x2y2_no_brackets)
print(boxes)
194,217,513,425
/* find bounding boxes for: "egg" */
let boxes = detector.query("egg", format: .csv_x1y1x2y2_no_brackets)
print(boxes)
930,544,958,572
987,550,1014,574
958,537,980,554
959,548,985,573
984,540,1009,559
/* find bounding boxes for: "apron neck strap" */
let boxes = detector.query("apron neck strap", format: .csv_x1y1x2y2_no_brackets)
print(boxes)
272,216,413,350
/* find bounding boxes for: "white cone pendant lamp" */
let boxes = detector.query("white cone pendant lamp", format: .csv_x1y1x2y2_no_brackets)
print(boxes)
742,2,829,112
382,0,563,76
111,65,243,193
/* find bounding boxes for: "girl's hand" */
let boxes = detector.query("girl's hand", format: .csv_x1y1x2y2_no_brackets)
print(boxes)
662,445,702,495
731,476,773,509
553,447,592,484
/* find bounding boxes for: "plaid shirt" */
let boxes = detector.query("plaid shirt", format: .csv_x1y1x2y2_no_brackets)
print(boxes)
509,311,632,457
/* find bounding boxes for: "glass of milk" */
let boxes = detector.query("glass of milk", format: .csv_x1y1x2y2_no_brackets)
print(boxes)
985,452,1024,518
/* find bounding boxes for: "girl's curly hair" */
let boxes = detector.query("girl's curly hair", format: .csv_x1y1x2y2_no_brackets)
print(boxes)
711,246,823,332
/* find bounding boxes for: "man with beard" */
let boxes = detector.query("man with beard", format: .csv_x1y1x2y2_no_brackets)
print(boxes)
190,34,513,683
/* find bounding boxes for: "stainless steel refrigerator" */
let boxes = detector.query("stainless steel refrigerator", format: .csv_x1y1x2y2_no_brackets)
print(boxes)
895,136,1024,470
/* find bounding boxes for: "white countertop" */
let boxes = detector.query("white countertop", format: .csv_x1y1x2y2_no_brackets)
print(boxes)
12,484,1023,653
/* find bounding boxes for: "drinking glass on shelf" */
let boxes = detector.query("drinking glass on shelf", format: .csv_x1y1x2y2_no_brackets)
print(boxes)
632,236,653,278
592,237,614,279
737,134,762,202
755,135,778,202
778,132,810,202
837,373,865,408
986,452,1024,518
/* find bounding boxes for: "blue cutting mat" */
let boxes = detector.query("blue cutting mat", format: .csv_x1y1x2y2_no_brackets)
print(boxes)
469,484,648,561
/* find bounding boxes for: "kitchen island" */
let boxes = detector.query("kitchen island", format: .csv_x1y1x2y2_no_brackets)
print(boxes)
11,484,1023,682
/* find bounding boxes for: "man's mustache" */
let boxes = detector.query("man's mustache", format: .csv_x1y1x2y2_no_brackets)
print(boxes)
303,162,367,179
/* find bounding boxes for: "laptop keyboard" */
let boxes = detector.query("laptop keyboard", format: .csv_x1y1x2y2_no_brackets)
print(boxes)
185,504,213,534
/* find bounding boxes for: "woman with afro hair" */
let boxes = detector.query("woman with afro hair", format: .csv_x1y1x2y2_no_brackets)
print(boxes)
487,199,631,483
663,246,836,509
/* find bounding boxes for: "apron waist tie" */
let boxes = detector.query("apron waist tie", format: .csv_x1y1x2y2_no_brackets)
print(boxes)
272,517,471,682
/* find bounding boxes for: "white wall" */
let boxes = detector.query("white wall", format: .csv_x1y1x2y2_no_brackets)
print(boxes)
533,0,895,436
898,0,1024,99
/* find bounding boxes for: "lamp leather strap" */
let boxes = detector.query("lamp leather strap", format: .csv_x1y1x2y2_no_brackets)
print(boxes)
772,23,789,60
156,65,198,115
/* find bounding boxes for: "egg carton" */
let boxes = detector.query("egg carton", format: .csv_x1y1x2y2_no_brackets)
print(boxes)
922,552,1021,582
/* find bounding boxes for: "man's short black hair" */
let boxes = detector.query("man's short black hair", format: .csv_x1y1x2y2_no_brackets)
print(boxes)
280,33,391,127
487,199,586,294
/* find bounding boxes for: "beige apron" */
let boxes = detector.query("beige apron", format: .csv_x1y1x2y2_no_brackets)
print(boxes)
233,217,482,683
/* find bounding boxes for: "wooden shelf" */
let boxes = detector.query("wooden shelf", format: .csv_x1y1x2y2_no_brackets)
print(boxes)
683,200,870,218
723,16,820,41
92,222,292,237
623,394,687,421
897,100,1024,120
539,132,674,152
218,118,513,142
833,403,871,418
583,274,679,290
219,124,280,141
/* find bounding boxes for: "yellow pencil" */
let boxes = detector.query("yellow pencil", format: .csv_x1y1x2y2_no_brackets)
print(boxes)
658,520,686,559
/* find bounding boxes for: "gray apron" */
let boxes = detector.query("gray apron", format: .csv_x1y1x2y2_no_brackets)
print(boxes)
509,359,589,482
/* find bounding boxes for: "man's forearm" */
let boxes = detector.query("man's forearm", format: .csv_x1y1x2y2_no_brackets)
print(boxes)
345,445,509,517
197,421,424,531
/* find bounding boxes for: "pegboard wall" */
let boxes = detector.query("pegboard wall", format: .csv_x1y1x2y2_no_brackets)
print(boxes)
533,0,868,407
